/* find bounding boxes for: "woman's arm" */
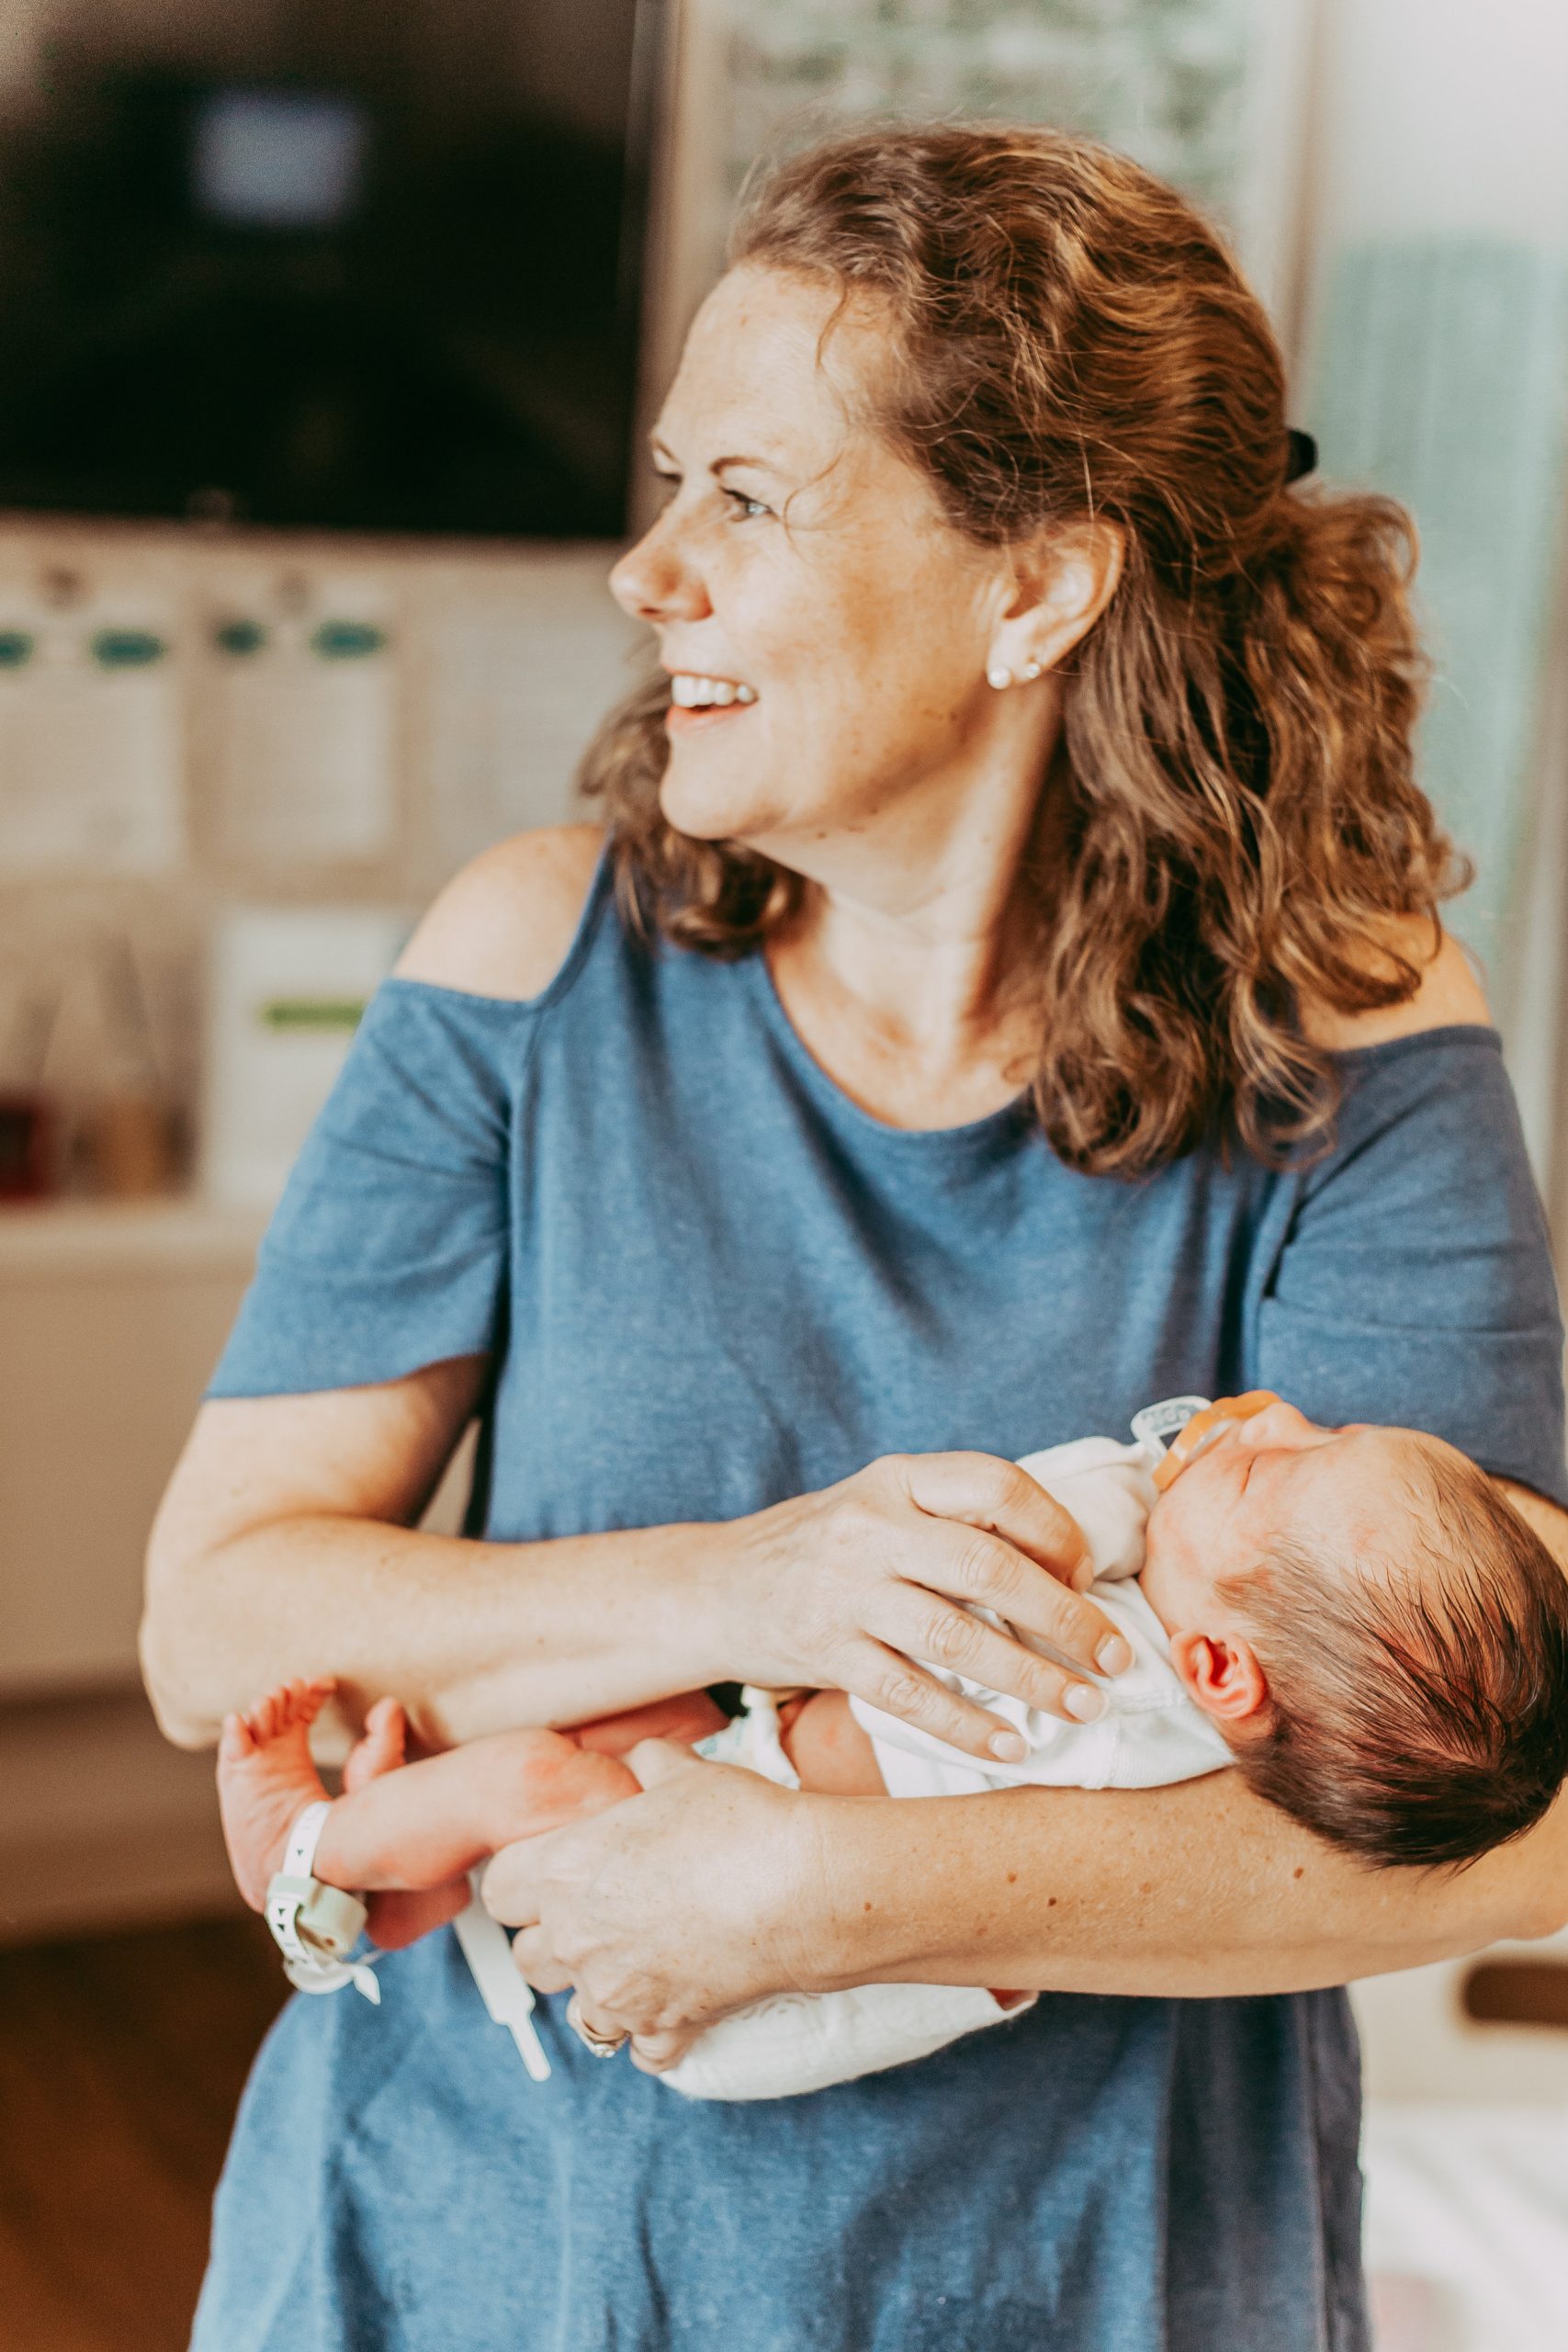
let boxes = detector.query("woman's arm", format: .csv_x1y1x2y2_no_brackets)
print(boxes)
490,1719,1568,2066
806,1758,1568,2003
491,1481,1568,2052
142,1385,1126,1757
141,1363,729,1748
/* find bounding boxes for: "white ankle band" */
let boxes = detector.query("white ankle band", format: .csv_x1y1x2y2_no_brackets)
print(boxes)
265,1799,380,2003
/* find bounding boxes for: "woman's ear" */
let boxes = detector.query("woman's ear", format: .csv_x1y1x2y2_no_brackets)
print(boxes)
994,520,1124,679
1168,1629,1269,1727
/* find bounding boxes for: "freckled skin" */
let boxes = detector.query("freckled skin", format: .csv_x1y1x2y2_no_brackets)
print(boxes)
612,267,1010,865
607,266,1122,1136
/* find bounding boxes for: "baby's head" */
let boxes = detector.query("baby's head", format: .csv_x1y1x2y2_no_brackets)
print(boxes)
1139,1399,1568,1868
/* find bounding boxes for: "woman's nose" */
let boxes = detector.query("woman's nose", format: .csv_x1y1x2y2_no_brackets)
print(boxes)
609,514,710,627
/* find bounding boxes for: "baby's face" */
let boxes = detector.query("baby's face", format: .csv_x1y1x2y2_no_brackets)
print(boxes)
1138,1399,1432,1636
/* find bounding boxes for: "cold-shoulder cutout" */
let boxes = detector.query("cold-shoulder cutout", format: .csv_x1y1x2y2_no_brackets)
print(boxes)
1299,919,1493,1052
395,824,604,1001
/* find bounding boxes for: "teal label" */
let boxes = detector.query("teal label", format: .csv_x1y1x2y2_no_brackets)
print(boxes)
92,628,167,668
311,621,387,661
214,619,268,657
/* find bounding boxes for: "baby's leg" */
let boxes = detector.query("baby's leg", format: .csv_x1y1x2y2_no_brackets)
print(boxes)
311,1721,637,1892
217,1679,637,1927
574,1688,728,1755
340,1699,468,1949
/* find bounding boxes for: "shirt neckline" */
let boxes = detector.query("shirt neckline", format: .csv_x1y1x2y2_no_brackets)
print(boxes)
742,943,1501,1160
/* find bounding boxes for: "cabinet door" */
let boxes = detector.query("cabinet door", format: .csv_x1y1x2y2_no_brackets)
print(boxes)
0,1262,248,1692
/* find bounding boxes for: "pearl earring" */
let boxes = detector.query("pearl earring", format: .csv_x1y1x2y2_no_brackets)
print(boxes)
987,664,1013,690
1021,659,1043,683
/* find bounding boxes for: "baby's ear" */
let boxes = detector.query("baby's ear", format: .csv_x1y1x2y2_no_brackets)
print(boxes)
1169,1631,1269,1726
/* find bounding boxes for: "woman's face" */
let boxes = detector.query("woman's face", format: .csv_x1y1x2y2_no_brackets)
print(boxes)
609,265,1031,871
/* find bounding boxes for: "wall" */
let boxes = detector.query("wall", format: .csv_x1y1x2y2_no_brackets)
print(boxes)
1300,0,1568,1222
1308,0,1568,245
0,523,642,1183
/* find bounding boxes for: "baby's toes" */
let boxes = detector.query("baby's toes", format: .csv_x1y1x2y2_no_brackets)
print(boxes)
295,1676,334,1725
344,1698,407,1793
218,1713,254,1766
245,1687,286,1744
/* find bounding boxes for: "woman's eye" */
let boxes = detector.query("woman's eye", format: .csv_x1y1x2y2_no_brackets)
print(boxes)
724,490,772,522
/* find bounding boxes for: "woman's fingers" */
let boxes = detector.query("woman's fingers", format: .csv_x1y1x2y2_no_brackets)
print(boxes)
624,1736,706,1791
509,1923,574,1993
481,1830,548,1929
871,1591,1121,1728
629,2029,697,2074
896,1452,1093,1588
833,1638,1055,1762
879,1472,1126,1679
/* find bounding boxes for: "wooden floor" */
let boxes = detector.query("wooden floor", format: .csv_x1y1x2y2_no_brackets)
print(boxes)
0,1913,286,2352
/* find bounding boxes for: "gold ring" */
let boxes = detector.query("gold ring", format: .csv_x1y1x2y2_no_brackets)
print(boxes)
566,1992,628,2057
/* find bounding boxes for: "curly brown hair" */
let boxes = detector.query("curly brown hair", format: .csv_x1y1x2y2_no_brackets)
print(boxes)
580,122,1465,1176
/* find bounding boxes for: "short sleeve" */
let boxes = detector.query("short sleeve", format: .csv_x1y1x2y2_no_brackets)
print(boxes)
1254,1028,1568,1507
209,980,519,1397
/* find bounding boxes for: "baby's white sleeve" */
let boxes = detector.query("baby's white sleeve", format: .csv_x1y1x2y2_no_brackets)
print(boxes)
1014,1439,1156,1582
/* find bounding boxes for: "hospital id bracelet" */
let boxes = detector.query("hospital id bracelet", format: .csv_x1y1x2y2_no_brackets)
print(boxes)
265,1799,382,2004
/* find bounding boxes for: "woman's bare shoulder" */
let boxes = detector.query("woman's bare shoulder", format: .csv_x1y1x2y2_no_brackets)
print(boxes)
394,824,605,1001
1299,917,1493,1051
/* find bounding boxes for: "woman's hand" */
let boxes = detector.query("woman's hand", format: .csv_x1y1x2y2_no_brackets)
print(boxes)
485,1741,826,2068
715,1450,1130,1761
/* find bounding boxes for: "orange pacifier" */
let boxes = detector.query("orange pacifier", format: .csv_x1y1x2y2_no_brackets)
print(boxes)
1151,1391,1280,1491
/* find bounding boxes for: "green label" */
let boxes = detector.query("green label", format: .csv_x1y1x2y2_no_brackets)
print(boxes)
258,998,367,1034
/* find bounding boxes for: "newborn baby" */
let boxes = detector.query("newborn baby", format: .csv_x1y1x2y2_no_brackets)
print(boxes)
218,1395,1568,2099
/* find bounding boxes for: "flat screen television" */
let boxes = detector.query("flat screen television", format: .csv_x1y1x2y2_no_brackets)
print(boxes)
0,0,666,537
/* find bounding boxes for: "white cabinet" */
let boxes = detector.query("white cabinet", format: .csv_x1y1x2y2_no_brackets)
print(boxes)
0,1203,264,1695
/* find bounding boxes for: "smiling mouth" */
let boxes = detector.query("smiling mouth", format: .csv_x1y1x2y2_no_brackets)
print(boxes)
668,673,758,708
664,673,759,734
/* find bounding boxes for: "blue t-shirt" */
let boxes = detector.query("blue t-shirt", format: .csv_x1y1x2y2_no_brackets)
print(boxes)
197,854,1566,2352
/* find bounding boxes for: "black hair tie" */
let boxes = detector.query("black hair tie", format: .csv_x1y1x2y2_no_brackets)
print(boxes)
1284,427,1317,483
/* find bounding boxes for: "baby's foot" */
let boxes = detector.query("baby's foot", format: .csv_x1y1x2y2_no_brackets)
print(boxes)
343,1695,407,1794
217,1677,338,1911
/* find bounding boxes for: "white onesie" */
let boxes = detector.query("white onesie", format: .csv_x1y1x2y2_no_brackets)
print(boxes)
666,1410,1232,2103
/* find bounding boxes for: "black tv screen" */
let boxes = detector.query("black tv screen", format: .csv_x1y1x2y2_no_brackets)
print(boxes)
0,0,665,537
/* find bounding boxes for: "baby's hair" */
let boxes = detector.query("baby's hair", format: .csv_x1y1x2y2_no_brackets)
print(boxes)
1218,1442,1568,1869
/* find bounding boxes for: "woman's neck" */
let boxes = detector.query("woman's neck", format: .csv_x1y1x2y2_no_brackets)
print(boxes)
744,715,1068,1131
765,858,1043,1133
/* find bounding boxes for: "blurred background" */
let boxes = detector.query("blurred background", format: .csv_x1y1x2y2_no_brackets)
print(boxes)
2,3,1567,2346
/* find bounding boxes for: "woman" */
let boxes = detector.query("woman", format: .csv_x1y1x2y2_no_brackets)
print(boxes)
146,127,1568,2350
